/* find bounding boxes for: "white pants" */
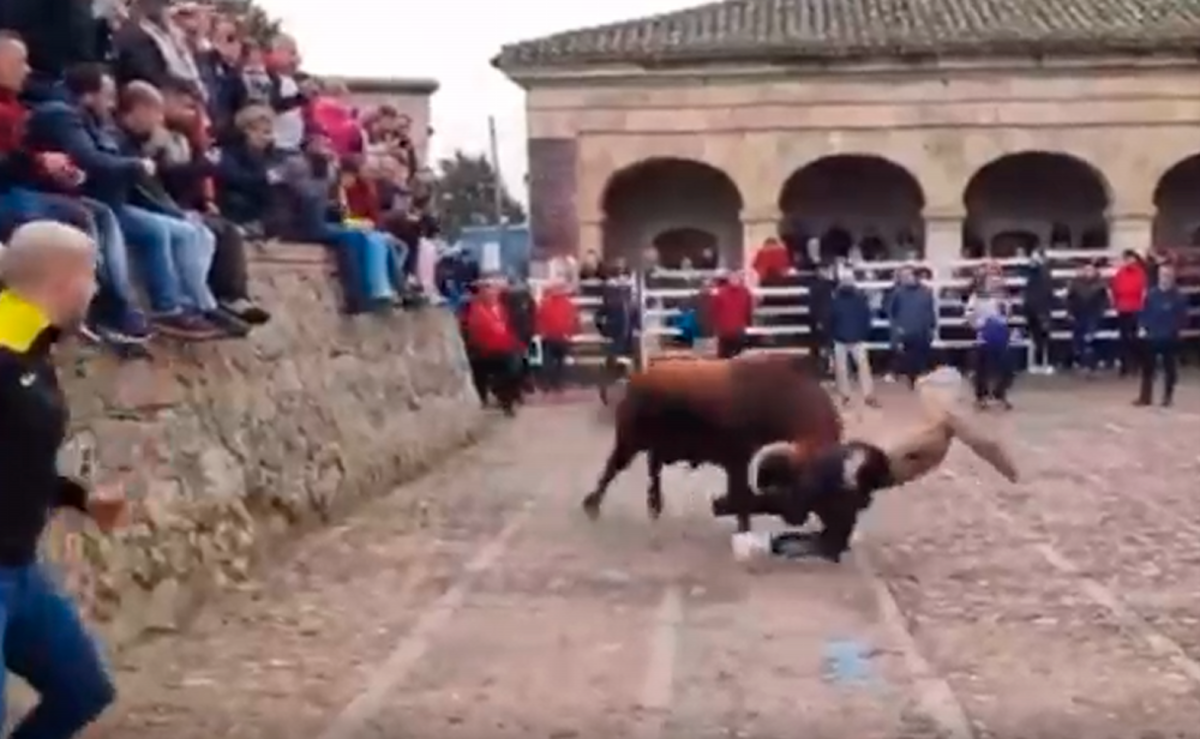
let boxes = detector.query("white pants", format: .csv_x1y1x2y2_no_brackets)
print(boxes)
833,342,874,399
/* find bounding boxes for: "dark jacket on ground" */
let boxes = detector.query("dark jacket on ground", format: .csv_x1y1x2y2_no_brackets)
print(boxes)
25,100,142,206
888,282,937,342
828,284,873,345
0,291,87,566
1139,286,1187,342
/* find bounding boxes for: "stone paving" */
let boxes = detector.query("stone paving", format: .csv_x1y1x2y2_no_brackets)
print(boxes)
54,375,1200,738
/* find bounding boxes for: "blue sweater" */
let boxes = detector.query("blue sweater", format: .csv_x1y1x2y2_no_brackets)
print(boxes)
1140,286,1187,342
828,285,872,344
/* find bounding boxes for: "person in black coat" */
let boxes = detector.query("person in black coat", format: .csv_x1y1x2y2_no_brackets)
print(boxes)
1021,247,1056,373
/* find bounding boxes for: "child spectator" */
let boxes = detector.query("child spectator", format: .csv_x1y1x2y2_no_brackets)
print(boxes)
197,15,247,141
239,41,272,108
535,280,579,393
828,266,877,406
966,272,1013,409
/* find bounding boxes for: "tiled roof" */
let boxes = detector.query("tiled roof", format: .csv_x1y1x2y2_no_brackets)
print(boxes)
493,0,1200,71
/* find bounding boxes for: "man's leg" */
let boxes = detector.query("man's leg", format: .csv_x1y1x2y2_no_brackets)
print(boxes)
6,565,115,739
832,342,852,401
116,205,219,340
1162,341,1179,406
171,216,248,336
1136,341,1157,405
81,200,151,343
851,342,876,402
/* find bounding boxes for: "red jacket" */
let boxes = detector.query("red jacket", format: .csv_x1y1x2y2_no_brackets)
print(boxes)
752,242,789,282
536,290,580,341
341,177,380,224
465,296,522,355
1111,263,1147,314
708,281,754,338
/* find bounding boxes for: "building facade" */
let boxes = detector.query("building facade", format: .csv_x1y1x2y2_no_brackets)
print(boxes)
494,0,1200,269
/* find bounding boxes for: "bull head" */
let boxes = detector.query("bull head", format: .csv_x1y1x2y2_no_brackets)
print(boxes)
745,369,1019,516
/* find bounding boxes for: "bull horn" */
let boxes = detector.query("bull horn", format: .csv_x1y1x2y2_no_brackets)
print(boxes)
746,441,799,495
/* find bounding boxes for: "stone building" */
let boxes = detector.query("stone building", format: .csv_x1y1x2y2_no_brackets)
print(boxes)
326,75,439,165
494,0,1200,268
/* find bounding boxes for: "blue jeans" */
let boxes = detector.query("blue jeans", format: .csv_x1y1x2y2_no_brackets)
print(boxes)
321,225,396,302
80,198,143,321
0,188,94,241
116,205,218,313
0,564,115,738
1072,320,1100,371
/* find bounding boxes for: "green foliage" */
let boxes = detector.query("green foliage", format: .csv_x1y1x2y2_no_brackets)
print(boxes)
433,150,527,243
204,0,281,46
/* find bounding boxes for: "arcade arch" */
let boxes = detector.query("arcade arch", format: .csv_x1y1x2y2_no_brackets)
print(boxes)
600,158,743,268
962,152,1110,258
777,155,925,264
1152,155,1200,249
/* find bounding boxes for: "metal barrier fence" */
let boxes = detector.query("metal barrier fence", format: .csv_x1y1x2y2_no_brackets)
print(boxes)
525,250,1200,374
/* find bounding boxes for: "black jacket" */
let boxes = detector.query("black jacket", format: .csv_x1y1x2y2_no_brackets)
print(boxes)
0,291,87,565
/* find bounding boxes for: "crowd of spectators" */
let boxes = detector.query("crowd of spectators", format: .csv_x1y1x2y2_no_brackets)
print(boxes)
0,0,440,355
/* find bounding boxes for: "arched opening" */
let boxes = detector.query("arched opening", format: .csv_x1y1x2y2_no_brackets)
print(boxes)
601,158,743,269
652,227,718,269
778,155,926,263
962,152,1110,256
1152,155,1200,250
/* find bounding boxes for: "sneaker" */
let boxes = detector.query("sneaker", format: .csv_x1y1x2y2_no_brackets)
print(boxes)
203,309,251,338
220,298,271,326
103,311,152,345
151,311,223,340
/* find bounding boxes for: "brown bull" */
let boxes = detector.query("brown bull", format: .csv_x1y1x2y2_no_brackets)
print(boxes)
582,357,1017,562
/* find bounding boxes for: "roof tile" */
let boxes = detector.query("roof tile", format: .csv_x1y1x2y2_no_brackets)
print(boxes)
494,0,1200,70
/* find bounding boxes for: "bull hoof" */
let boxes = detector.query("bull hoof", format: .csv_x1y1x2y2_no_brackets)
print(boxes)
647,501,663,520
581,496,602,520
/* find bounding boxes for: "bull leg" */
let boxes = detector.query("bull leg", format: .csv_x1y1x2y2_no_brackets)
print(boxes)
813,509,860,564
725,465,754,534
646,453,664,520
582,443,637,520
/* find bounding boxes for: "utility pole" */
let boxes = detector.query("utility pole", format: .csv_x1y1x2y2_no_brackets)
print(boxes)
487,116,506,230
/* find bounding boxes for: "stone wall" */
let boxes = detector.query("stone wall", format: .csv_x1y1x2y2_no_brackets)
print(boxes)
43,242,483,647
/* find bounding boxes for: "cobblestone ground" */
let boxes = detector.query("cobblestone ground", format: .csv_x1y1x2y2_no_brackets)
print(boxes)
52,376,1200,738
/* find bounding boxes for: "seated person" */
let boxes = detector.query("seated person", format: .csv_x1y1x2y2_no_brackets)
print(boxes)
337,154,409,296
26,64,226,339
155,77,269,325
114,79,247,337
0,32,152,346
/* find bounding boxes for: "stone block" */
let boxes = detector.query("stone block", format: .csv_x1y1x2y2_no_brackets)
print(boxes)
45,242,485,651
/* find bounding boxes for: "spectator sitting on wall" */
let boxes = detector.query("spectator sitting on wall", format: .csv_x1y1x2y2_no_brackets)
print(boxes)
155,77,269,325
212,103,278,235
266,33,306,153
238,40,272,108
197,14,247,141
276,133,399,313
27,63,222,339
114,0,203,92
115,80,247,337
310,79,362,158
0,32,157,350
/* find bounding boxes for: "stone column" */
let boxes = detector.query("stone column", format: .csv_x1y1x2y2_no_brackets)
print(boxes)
1109,213,1153,255
922,213,964,268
